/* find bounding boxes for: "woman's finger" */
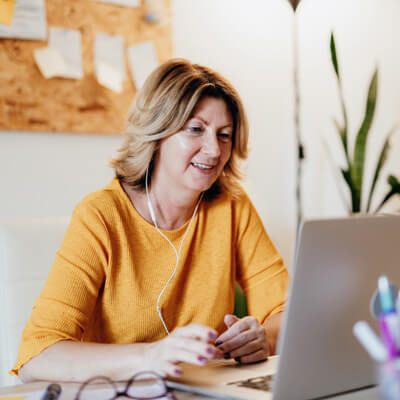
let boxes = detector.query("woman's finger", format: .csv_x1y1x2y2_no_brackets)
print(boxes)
168,336,221,359
163,346,213,366
228,338,267,359
216,328,260,354
236,348,268,364
172,323,217,342
216,316,259,343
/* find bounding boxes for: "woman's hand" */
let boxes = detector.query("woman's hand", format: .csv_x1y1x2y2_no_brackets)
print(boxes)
144,323,223,377
214,314,269,364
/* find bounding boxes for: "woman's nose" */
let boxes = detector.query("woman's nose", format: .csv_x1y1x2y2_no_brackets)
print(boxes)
202,132,221,158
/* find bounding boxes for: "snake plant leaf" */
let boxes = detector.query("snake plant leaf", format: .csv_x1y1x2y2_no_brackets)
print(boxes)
330,33,339,79
366,125,398,212
333,117,349,164
341,168,351,187
342,167,360,212
375,175,400,213
330,33,349,163
388,175,400,189
350,67,378,212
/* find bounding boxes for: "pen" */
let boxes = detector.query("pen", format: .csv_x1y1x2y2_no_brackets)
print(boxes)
41,383,62,400
378,275,399,359
353,320,388,362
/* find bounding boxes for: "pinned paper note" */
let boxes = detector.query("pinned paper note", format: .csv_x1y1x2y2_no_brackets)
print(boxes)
0,0,16,26
0,0,46,39
95,0,140,6
144,0,165,23
127,41,158,90
48,27,83,79
33,46,67,79
94,33,125,93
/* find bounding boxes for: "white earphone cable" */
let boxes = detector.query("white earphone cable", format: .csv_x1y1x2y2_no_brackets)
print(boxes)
145,167,202,335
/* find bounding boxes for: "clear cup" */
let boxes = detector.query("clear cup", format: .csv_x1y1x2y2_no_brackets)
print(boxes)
379,359,400,400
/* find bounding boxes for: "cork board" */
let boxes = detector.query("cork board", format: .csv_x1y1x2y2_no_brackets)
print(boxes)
0,0,172,135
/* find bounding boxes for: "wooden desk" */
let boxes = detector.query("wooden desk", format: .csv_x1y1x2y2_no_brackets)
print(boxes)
0,357,380,400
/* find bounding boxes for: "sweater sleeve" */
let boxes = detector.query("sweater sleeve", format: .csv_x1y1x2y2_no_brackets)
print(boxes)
11,199,109,375
234,191,289,324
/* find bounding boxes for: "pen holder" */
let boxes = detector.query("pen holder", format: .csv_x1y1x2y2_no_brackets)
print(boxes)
378,359,400,400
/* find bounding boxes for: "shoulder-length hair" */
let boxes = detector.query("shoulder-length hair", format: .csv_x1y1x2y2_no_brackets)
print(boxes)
110,58,249,199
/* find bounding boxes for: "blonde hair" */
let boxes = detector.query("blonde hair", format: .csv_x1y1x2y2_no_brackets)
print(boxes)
110,58,249,199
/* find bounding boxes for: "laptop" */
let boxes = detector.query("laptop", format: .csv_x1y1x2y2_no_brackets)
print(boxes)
169,215,400,400
273,214,400,399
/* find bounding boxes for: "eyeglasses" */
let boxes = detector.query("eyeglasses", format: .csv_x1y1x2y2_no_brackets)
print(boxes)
75,371,176,400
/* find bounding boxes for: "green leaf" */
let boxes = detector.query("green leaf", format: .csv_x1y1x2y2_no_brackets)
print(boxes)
388,174,400,190
341,168,352,187
375,175,400,213
350,67,378,212
342,168,360,212
333,117,349,164
330,33,339,79
366,125,398,212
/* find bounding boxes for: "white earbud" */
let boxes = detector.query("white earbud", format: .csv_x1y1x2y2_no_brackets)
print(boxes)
145,166,202,335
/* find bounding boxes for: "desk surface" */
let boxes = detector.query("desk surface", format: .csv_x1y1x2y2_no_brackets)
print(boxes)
0,357,380,400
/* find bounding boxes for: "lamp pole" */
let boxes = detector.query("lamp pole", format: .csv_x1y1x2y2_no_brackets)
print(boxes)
288,0,304,231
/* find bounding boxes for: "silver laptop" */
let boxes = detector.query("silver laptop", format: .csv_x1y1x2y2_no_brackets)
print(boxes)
273,214,400,399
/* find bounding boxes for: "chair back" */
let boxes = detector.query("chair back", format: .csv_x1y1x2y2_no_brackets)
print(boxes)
0,217,69,387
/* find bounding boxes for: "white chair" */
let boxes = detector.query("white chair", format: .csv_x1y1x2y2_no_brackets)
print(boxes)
0,217,69,387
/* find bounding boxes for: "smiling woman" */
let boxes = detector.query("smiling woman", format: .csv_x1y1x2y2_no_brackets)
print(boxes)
12,59,288,383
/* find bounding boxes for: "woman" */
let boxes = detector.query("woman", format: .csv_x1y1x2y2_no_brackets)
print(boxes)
13,59,288,382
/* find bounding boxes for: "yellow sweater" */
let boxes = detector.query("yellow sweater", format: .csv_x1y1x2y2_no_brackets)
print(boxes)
12,178,288,375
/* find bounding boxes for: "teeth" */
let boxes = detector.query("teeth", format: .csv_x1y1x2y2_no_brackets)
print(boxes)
192,162,213,170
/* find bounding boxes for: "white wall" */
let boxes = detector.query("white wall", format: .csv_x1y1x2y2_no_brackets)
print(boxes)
1,0,400,271
172,0,400,269
298,0,400,217
172,0,297,268
0,131,121,217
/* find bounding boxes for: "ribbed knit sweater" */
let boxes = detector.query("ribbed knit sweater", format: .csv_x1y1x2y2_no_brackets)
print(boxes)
12,178,288,375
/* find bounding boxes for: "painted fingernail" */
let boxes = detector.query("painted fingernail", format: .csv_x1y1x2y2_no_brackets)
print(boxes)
234,356,241,363
208,332,216,340
174,369,182,375
224,352,230,359
198,356,207,363
206,347,215,355
215,340,222,346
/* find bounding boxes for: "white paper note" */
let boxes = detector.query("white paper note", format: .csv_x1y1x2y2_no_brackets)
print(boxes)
94,32,125,93
127,41,159,90
95,0,140,7
48,27,83,79
33,46,67,79
0,0,46,40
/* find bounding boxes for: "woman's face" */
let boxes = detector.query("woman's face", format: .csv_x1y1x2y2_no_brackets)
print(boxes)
153,96,233,196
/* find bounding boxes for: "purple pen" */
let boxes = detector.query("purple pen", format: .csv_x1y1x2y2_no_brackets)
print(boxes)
378,275,399,359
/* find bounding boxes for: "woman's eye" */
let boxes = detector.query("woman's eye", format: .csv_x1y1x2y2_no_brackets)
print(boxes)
218,133,232,142
187,126,203,133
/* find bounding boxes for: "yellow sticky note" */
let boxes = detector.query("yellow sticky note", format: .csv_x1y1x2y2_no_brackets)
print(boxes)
0,397,24,400
0,0,16,26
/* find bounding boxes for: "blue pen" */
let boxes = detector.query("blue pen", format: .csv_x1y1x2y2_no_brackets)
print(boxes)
378,275,399,359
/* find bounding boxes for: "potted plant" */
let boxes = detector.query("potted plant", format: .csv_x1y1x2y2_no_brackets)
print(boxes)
330,32,400,214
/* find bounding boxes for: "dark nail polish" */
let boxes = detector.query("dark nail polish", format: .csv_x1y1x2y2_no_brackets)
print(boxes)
234,356,241,363
206,347,215,355
224,352,230,359
174,369,182,375
215,340,222,346
198,356,207,363
208,332,216,340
